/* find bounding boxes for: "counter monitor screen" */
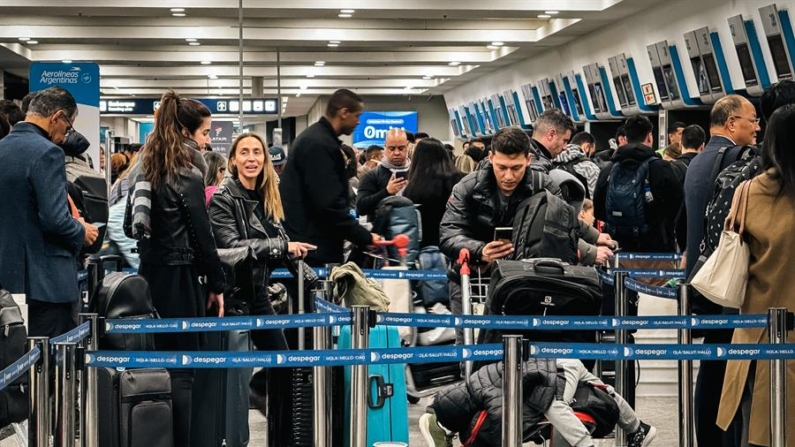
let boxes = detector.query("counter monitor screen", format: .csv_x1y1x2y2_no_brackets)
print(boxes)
572,88,584,116
702,53,723,92
594,83,608,113
691,56,710,95
662,65,680,100
735,43,758,86
588,84,601,113
621,75,636,106
767,34,792,79
653,66,670,101
613,75,628,108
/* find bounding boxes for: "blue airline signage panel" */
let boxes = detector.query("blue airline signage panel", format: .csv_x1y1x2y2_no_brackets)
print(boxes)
99,98,279,115
352,111,418,148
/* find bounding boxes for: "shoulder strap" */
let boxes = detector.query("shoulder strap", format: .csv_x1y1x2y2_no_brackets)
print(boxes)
708,146,729,183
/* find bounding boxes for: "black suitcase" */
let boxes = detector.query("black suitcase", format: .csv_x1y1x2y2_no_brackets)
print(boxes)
97,368,174,447
477,259,603,347
191,330,253,447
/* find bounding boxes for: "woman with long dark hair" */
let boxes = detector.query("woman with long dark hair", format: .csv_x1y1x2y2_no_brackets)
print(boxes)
717,104,795,446
137,90,224,446
403,138,465,248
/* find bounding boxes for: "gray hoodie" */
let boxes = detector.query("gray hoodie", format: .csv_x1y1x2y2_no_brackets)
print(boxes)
553,144,601,198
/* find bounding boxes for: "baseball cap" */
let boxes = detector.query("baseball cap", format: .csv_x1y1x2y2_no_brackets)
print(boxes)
269,146,286,166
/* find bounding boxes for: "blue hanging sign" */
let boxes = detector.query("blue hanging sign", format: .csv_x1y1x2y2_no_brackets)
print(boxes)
352,111,418,148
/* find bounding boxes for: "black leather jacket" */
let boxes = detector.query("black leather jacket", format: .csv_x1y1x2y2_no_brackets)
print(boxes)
137,168,224,294
208,177,288,291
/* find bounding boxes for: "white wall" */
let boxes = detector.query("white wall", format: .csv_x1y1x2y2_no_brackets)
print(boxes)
444,0,794,126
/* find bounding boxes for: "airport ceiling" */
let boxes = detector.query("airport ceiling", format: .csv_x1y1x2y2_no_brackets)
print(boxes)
0,0,654,117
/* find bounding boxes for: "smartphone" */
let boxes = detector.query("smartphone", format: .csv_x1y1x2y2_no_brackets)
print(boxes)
394,171,408,180
493,227,513,242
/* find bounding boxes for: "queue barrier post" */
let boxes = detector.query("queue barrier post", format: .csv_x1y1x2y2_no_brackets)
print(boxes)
27,337,50,447
768,307,789,447
501,335,523,447
613,270,629,447
677,282,694,447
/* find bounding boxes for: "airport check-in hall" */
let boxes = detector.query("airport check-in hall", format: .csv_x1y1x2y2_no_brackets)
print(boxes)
1,1,795,447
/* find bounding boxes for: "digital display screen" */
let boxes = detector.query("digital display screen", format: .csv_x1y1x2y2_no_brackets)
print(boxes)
653,66,670,101
702,53,723,92
572,88,584,116
691,57,710,95
663,65,680,100
451,119,460,137
588,84,602,113
768,34,792,79
735,43,758,86
594,83,608,113
526,99,539,121
621,75,636,106
559,92,571,116
543,95,555,111
613,76,628,108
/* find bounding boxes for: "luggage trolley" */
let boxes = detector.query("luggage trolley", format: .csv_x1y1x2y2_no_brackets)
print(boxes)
458,248,490,379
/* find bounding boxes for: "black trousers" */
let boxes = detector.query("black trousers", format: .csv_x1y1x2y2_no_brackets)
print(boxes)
27,299,76,338
695,329,740,447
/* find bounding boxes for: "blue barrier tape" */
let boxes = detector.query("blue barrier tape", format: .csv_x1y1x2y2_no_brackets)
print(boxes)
529,342,795,361
614,253,682,261
597,269,614,285
85,344,505,369
77,270,88,282
606,269,685,279
51,321,91,347
270,268,447,281
84,342,795,369
314,297,350,314
103,313,343,334
0,347,41,391
625,278,679,299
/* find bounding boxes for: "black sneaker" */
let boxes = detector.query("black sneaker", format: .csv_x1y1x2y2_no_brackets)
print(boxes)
628,421,657,447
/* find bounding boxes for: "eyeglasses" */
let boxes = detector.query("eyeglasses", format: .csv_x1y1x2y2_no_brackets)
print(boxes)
60,112,75,137
731,115,760,125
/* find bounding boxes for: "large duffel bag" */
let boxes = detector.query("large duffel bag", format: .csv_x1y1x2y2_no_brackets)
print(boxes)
477,259,603,347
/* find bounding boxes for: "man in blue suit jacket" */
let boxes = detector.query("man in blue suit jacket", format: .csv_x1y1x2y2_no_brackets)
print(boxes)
0,87,98,338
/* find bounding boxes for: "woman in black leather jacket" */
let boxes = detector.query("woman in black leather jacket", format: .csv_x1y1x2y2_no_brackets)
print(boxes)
137,90,224,447
209,131,314,348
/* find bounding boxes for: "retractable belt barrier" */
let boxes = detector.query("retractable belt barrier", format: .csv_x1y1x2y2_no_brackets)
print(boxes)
270,267,447,281
0,346,41,391
50,321,91,347
612,252,683,261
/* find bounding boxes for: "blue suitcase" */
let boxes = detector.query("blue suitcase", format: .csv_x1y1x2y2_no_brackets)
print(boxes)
339,324,409,446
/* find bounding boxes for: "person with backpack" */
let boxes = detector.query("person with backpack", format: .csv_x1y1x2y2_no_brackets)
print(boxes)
671,125,706,255
553,132,600,198
528,109,576,173
716,103,795,447
419,357,656,447
356,128,412,221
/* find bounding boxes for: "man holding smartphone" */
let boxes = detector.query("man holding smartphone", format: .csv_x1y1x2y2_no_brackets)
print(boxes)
356,128,411,221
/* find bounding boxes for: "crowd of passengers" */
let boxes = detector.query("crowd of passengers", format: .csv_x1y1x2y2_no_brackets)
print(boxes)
1,81,794,447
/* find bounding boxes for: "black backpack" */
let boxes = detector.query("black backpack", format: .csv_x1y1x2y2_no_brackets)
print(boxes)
509,190,579,264
603,157,657,250
0,285,29,427
66,155,109,254
702,146,762,257
554,158,591,199
372,196,421,264
91,268,158,351
570,381,620,438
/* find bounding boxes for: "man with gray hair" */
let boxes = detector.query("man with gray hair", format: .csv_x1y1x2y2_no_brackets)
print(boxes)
356,127,411,221
0,86,98,338
530,108,577,172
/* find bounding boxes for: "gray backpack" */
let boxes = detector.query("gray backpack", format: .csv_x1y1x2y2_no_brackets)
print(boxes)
510,190,579,264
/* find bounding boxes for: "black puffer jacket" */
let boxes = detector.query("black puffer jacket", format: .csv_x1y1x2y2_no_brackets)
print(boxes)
208,177,288,292
430,358,558,447
439,164,559,270
137,168,224,294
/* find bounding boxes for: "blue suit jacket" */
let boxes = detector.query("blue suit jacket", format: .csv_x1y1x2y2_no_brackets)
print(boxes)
0,122,85,303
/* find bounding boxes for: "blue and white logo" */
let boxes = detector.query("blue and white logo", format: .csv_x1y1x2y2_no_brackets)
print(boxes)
256,318,264,328
717,347,726,358
181,321,189,330
624,347,634,357
352,111,418,148
181,355,193,366
277,354,287,365
370,352,380,362
86,354,95,365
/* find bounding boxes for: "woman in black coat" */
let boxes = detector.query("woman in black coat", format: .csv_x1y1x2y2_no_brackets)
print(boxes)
136,90,224,446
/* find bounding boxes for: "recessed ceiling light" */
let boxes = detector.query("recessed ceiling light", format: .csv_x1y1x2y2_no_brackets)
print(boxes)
18,37,30,41
172,13,186,17
300,85,308,91
170,8,185,12
491,41,504,46
62,60,72,64
208,74,218,79
296,93,302,98
545,10,559,14
448,61,461,66
537,14,551,18
327,43,339,47
201,60,211,65
487,45,499,50
27,40,38,45
315,61,325,66
329,40,340,44
338,13,352,18
185,38,196,42
188,42,201,46
306,74,315,78
422,75,433,80
340,9,355,13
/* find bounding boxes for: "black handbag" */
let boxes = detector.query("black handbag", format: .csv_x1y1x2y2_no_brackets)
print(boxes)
569,381,620,438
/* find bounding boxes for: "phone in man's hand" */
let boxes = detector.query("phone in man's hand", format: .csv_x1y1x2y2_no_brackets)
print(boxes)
394,171,408,180
493,227,513,242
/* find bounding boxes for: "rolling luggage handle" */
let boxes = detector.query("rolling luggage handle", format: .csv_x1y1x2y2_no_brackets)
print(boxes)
525,259,567,275
373,234,410,267
458,248,474,378
367,375,394,410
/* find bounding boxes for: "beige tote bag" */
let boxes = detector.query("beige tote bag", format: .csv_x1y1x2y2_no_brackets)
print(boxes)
691,179,752,309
